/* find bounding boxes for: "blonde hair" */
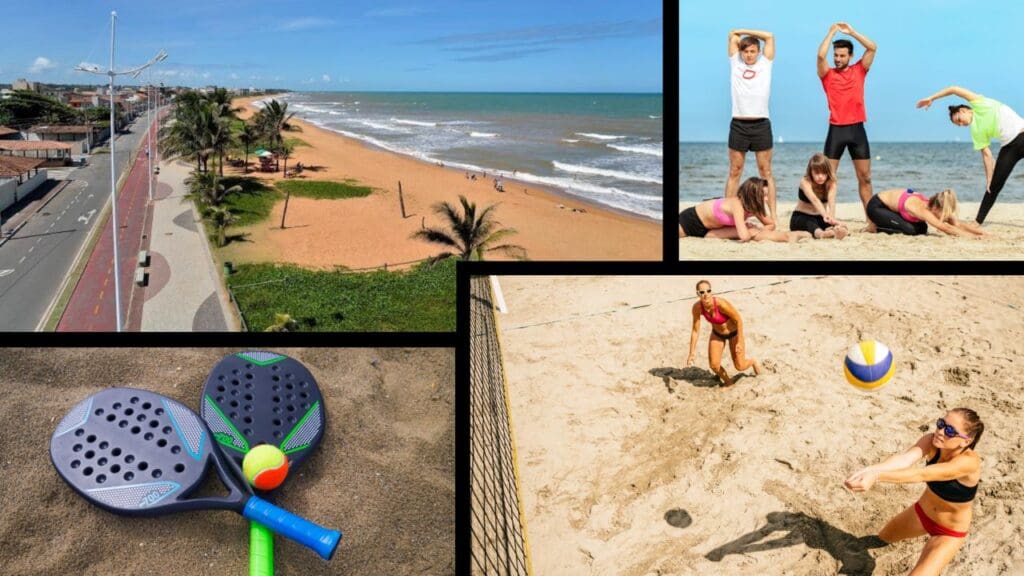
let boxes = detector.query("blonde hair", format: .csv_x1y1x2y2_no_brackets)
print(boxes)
804,153,836,197
929,189,958,223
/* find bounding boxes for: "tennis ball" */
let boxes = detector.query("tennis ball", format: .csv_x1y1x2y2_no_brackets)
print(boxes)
243,444,289,491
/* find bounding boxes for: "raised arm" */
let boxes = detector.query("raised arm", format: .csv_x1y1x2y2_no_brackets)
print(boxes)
916,85,982,109
730,29,775,59
817,24,839,78
687,305,702,365
839,23,877,69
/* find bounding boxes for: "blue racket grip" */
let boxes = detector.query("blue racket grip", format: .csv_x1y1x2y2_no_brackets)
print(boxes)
242,497,341,560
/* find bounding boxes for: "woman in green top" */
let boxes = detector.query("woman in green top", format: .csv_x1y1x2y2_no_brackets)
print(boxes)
917,86,1024,224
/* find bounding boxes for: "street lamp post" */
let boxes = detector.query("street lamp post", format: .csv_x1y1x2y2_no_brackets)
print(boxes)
74,11,167,332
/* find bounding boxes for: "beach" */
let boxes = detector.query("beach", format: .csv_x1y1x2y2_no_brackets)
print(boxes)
491,275,1024,575
680,202,1024,260
0,348,454,576
222,95,661,267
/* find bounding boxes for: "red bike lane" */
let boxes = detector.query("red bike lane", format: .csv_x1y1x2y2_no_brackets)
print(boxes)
57,115,161,332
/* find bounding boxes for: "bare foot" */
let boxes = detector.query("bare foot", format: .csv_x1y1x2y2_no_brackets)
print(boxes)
834,226,848,240
719,379,736,389
753,360,763,376
816,228,836,239
862,223,877,233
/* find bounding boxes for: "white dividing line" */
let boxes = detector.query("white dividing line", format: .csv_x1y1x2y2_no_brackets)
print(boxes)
19,256,26,264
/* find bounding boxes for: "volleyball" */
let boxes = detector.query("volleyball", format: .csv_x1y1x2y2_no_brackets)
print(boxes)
844,340,895,391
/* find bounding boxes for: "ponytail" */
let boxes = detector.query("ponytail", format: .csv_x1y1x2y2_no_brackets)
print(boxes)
929,189,959,223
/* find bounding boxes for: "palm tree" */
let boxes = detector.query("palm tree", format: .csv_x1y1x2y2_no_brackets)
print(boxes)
185,170,242,207
254,99,300,155
205,205,237,247
277,140,296,229
411,195,527,261
264,313,298,332
237,123,260,174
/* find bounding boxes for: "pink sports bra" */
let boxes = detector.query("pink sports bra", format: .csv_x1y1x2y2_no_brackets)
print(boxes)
712,198,751,227
898,189,929,223
700,298,729,325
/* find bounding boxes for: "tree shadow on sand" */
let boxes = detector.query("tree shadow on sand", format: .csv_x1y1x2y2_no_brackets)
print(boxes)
649,366,747,391
704,511,887,575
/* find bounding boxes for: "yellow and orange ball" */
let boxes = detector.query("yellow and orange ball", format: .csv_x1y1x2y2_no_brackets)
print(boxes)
242,444,289,490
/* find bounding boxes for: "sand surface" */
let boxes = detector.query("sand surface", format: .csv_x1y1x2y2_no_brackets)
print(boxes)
0,348,453,576
493,275,1024,575
220,96,660,268
679,202,1024,260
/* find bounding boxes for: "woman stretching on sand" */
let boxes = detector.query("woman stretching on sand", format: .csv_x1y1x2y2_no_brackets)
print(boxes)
865,188,985,237
917,86,1024,224
845,408,984,576
679,177,811,242
790,153,848,239
686,280,762,387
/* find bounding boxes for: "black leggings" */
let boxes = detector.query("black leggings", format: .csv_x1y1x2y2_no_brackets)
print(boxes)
789,211,828,234
866,195,927,236
977,132,1024,224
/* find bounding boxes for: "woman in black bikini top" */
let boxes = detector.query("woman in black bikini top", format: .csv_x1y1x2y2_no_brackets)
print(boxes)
844,408,983,575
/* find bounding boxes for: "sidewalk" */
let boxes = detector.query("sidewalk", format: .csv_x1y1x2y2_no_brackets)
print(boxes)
139,159,235,331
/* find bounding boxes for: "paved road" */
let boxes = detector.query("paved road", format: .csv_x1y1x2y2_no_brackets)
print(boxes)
0,112,158,330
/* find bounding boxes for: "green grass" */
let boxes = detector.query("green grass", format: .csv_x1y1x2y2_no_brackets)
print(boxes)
274,179,373,200
219,176,282,226
226,259,456,331
285,137,309,147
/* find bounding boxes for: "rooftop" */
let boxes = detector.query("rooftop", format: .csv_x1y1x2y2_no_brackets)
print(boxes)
0,156,46,177
0,140,73,151
29,125,92,134
0,127,18,136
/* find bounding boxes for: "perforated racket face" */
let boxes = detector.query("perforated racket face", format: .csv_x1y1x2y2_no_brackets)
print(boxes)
50,388,212,515
200,351,325,471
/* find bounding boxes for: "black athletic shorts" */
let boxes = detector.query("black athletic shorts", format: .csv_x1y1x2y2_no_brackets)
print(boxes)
679,206,709,237
824,122,870,160
866,194,927,236
728,118,773,153
789,211,828,234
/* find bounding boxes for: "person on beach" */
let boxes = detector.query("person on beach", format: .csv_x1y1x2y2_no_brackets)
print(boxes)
790,153,848,239
679,177,812,242
686,280,762,388
865,188,985,237
726,28,777,223
916,86,1024,224
818,22,877,213
845,408,984,576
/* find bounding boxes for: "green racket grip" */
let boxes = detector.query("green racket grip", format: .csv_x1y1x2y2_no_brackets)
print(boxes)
249,521,275,576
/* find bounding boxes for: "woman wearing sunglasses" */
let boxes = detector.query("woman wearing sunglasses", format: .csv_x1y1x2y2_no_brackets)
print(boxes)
686,279,763,387
844,408,984,575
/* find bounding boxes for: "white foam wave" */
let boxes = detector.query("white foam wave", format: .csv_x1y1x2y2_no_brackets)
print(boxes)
607,143,663,158
359,119,407,132
470,131,498,138
648,115,661,119
576,132,627,141
391,117,436,127
561,138,580,143
553,161,663,185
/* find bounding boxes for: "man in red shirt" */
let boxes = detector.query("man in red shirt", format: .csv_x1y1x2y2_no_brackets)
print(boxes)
817,22,877,214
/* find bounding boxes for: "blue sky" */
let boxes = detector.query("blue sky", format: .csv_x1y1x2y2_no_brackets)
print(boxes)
0,0,661,93
681,0,1024,142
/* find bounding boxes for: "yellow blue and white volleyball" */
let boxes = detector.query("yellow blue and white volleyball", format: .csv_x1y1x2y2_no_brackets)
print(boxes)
844,340,895,391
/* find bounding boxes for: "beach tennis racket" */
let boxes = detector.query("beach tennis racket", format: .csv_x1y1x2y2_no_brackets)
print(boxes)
49,388,340,561
200,351,327,576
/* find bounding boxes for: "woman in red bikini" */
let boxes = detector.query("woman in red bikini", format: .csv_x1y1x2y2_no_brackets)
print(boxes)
686,279,762,387
678,177,811,242
845,408,984,576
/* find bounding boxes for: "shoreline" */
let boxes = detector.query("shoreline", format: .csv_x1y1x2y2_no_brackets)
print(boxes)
223,95,661,266
679,201,1024,260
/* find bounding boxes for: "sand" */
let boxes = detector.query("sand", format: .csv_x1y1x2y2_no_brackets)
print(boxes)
490,275,1024,575
0,348,454,576
218,95,661,268
679,202,1024,260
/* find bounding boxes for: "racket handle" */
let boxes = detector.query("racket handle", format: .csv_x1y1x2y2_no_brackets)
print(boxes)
249,521,274,576
242,497,341,560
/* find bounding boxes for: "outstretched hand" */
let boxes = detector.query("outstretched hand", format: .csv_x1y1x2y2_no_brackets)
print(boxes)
844,469,878,492
916,98,933,110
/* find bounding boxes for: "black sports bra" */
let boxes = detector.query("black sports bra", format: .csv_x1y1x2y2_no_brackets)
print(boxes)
798,187,826,204
925,449,978,503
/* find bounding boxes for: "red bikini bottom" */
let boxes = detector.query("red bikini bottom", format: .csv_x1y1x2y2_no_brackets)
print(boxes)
914,502,968,538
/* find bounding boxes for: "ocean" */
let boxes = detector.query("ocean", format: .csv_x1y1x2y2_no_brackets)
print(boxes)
263,92,663,220
680,142,1024,203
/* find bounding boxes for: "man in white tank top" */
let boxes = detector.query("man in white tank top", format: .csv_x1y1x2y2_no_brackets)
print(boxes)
726,29,776,225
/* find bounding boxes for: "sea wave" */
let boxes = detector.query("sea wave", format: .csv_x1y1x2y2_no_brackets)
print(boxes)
648,115,661,119
470,131,499,138
553,161,663,185
562,138,580,143
391,117,436,127
576,132,627,141
607,143,663,158
359,119,407,132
